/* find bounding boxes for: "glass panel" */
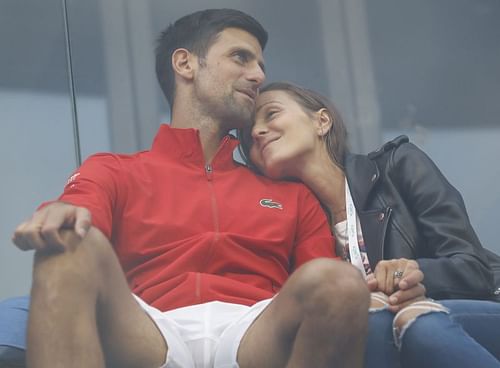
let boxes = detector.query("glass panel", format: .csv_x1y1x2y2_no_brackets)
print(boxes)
0,1,79,298
365,0,500,253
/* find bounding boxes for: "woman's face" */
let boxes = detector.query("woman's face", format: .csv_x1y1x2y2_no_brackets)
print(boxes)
250,90,320,179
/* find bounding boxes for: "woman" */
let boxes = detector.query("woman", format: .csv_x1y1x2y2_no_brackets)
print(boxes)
240,82,500,368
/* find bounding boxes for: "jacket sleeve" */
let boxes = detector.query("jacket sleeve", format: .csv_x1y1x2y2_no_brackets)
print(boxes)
390,143,493,299
48,153,124,240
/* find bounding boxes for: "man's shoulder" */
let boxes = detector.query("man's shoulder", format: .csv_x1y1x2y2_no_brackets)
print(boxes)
82,150,150,167
235,164,307,189
233,165,317,206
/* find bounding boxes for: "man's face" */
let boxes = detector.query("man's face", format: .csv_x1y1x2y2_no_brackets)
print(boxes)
193,27,266,130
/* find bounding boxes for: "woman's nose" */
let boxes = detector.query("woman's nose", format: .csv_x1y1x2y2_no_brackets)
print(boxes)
251,123,268,139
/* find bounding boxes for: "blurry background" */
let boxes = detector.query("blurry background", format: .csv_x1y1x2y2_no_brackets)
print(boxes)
1,0,499,299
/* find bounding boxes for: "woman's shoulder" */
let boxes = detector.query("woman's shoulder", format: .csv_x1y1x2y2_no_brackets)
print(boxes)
367,135,422,160
368,135,409,158
367,135,433,169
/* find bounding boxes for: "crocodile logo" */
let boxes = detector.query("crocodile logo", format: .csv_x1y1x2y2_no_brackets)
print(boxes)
259,198,283,210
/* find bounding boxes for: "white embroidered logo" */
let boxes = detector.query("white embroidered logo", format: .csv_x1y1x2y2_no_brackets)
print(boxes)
66,172,80,187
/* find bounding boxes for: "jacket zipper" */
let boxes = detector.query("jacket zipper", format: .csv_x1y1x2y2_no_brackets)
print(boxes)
205,163,220,235
195,272,201,301
205,164,219,237
205,163,213,181
199,163,220,303
198,136,231,302
377,193,417,256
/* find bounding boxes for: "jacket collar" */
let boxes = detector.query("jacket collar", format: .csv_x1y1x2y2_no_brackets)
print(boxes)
344,152,380,209
150,124,240,170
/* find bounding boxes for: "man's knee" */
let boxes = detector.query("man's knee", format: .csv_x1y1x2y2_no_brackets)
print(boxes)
32,227,113,292
290,258,369,313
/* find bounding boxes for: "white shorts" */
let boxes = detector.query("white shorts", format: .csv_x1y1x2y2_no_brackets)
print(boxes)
134,296,272,368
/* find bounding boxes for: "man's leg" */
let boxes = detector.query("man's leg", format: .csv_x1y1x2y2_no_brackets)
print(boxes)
237,258,370,368
27,227,167,368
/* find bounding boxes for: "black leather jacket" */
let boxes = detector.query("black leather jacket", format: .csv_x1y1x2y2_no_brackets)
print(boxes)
345,135,496,300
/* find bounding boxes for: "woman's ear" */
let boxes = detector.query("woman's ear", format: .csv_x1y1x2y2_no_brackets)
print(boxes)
315,108,333,137
172,48,196,80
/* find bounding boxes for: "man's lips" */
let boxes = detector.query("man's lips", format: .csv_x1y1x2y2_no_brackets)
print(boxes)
237,88,257,101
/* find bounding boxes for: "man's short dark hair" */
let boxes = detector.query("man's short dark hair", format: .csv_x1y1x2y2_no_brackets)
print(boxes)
155,8,268,110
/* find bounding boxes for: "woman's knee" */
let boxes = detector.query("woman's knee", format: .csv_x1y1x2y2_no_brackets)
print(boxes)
393,301,449,349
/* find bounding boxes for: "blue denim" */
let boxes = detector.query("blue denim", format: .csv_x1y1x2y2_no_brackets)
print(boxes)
0,296,29,366
365,300,500,368
365,309,401,368
441,299,500,359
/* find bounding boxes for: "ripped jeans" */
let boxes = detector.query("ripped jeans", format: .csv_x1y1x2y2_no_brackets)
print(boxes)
365,299,500,368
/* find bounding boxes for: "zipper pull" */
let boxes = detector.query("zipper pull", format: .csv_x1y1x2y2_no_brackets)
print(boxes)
205,163,213,181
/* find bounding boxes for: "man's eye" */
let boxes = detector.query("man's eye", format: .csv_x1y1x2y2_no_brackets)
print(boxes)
234,52,248,63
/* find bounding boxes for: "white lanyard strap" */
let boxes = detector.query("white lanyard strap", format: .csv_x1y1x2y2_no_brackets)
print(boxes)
345,178,366,279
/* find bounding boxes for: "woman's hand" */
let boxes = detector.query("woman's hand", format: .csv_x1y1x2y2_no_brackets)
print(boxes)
368,258,426,312
369,291,390,310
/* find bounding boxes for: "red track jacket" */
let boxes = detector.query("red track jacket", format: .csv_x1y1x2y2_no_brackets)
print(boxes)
55,124,335,311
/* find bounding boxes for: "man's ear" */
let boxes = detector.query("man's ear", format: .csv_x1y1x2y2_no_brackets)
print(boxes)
315,108,333,137
172,48,196,80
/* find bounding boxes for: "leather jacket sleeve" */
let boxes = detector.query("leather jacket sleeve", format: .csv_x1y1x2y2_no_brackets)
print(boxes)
388,142,493,299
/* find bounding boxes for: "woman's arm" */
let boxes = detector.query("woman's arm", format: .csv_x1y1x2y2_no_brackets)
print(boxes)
389,142,493,299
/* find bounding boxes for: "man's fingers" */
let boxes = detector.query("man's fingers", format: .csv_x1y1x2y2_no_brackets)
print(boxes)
12,211,49,251
39,226,66,252
11,202,91,253
74,207,91,238
40,204,79,250
12,222,33,251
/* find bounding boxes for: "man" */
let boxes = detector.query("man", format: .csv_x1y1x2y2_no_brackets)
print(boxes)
13,9,371,368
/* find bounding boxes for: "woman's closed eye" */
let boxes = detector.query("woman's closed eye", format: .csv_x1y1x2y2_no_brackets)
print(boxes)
265,109,279,121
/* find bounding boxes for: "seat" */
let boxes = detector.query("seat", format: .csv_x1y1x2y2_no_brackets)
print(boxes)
0,296,28,368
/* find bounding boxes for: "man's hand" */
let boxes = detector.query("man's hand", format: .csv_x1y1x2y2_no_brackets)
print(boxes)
12,201,91,252
368,258,426,313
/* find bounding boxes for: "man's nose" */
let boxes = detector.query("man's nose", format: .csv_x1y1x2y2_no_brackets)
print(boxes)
247,63,265,86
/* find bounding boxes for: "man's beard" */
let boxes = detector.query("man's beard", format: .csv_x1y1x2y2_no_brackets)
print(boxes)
220,92,254,129
193,73,256,130
199,90,254,130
